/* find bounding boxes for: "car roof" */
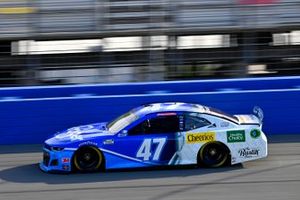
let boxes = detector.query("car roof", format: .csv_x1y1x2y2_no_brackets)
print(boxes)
134,102,239,124
135,102,207,116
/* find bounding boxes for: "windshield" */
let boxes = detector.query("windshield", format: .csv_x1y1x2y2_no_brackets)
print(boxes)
107,111,138,134
207,107,239,123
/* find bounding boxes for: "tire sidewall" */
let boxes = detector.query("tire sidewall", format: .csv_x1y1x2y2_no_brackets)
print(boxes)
73,146,104,172
198,142,229,168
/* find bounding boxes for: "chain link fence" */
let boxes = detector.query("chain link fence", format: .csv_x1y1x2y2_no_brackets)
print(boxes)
0,0,300,86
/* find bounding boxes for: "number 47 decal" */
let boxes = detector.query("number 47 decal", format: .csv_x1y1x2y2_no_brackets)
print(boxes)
136,138,166,161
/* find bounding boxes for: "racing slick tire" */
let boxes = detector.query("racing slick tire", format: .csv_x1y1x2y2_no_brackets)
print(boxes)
198,142,230,168
73,146,104,172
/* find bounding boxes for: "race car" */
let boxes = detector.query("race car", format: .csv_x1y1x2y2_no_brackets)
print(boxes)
40,102,268,173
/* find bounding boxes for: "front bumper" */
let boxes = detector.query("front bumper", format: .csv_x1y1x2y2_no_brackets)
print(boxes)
40,147,75,173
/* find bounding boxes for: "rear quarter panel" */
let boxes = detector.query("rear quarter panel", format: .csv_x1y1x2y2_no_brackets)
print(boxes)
176,115,267,165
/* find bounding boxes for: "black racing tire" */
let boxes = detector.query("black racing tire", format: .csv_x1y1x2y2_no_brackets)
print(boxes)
198,142,230,168
73,146,104,172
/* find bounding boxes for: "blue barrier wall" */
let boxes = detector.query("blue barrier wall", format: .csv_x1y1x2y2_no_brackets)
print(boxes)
1,76,300,145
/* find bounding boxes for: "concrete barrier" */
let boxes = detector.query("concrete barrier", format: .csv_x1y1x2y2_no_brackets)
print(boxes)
1,76,300,145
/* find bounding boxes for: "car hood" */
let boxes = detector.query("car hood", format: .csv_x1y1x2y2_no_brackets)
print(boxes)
47,122,112,144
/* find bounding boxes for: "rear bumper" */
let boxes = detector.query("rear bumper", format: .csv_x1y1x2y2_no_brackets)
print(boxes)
230,130,268,165
261,131,268,157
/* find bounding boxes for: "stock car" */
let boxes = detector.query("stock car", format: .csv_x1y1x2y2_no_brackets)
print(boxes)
40,102,268,173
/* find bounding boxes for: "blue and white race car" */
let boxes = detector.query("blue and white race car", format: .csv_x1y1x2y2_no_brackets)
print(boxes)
40,102,268,173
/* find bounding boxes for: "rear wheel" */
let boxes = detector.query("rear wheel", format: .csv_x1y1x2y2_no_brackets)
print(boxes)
198,142,229,168
73,146,103,172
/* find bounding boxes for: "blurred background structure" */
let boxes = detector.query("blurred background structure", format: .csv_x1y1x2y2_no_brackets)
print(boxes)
0,0,300,86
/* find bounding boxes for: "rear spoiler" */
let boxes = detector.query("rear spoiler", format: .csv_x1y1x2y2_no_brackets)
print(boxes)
253,106,264,124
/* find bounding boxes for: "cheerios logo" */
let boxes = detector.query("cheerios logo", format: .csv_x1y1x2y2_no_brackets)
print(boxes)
186,132,215,144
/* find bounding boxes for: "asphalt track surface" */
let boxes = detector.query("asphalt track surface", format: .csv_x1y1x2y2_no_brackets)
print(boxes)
0,135,300,200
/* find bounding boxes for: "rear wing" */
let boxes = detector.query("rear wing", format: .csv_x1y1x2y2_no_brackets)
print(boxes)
253,106,264,124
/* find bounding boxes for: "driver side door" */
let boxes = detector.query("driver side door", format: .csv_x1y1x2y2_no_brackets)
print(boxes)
106,113,181,168
130,113,181,165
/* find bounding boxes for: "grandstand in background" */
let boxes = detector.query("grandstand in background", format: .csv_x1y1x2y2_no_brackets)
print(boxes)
0,0,300,86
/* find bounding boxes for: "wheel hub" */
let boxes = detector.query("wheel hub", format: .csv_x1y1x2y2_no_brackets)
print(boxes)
200,143,228,167
74,147,102,172
83,153,91,161
209,148,217,156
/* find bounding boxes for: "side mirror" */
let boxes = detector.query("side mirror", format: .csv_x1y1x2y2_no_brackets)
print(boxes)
118,130,128,137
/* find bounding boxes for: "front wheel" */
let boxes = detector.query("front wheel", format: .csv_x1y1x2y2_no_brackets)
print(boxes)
73,146,104,172
198,142,230,168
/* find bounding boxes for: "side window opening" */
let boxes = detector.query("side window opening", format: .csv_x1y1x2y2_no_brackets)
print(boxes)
128,115,180,135
184,113,211,131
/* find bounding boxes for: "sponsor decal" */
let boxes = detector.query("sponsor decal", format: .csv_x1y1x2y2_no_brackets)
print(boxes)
227,130,245,143
62,165,69,170
103,139,114,145
55,131,83,141
250,129,261,139
79,141,98,147
62,157,70,163
186,132,215,144
238,147,259,158
231,157,236,163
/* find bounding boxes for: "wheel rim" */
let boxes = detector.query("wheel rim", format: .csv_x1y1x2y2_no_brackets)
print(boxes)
74,146,102,171
201,143,228,167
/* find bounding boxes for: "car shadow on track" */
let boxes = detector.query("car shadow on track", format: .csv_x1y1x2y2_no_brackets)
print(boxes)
0,163,243,185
